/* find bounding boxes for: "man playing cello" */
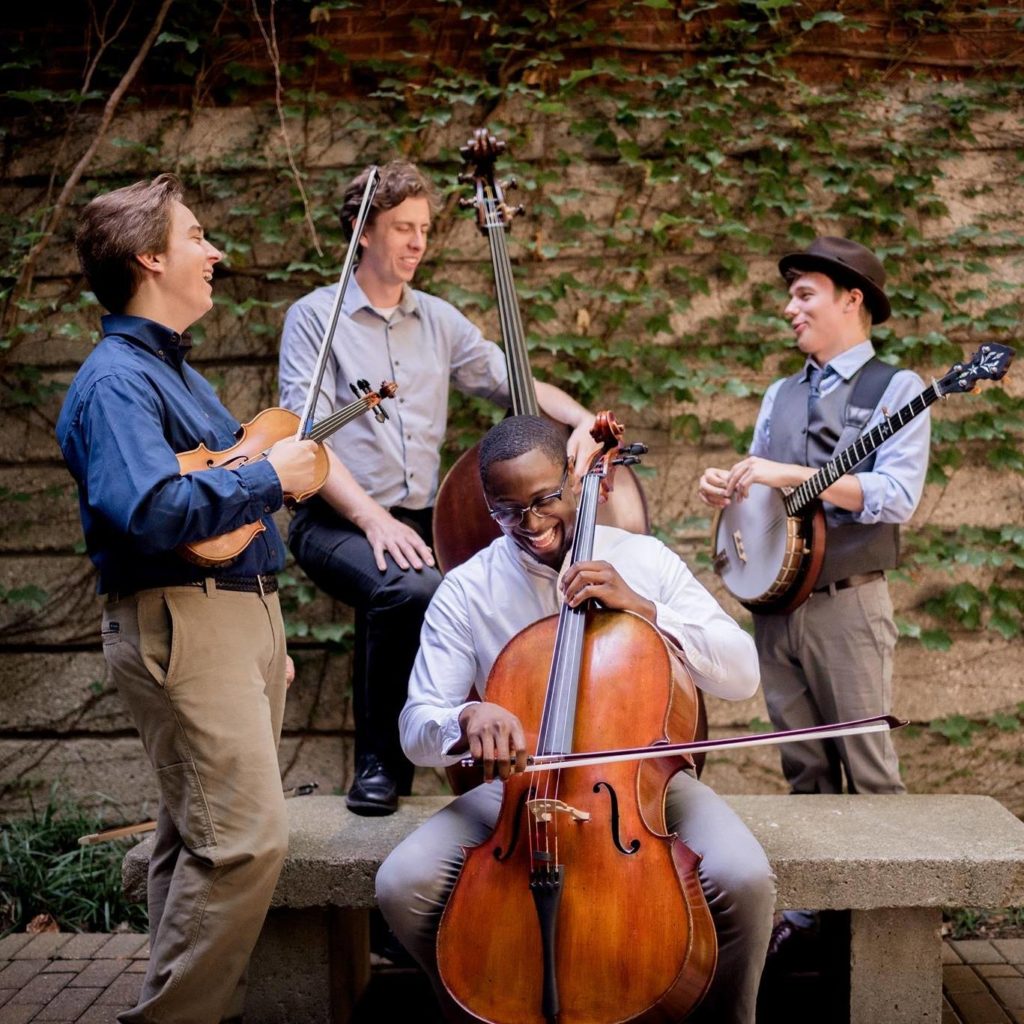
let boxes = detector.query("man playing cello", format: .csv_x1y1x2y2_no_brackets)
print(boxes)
376,415,774,1024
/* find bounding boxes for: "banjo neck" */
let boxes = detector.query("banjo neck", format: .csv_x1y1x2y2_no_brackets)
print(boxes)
784,380,941,516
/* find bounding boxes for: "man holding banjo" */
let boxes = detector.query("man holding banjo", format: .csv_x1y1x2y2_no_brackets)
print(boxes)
698,236,931,952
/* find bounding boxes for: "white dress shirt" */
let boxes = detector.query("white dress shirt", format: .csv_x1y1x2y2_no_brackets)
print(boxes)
400,526,760,766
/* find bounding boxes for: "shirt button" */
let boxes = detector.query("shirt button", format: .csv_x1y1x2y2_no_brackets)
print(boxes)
399,398,405,404
395,361,400,367
264,505,272,513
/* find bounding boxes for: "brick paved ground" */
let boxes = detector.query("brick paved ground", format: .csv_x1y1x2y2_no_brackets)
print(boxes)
944,938,1024,1024
0,931,1022,1022
0,933,146,1024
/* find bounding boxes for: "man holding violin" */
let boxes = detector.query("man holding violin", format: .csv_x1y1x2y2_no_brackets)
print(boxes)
56,174,320,1024
376,415,775,1024
278,160,600,816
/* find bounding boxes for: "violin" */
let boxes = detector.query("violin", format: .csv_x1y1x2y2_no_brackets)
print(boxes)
431,129,649,574
177,380,395,566
436,413,716,1024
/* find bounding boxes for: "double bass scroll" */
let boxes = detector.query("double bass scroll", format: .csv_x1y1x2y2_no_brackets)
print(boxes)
431,128,650,574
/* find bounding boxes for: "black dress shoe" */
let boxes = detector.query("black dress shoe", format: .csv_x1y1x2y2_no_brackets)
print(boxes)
346,754,399,816
765,918,819,973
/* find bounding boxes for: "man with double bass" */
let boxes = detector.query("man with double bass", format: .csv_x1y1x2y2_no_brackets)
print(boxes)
698,237,930,953
377,414,775,1024
56,175,320,1022
278,160,600,815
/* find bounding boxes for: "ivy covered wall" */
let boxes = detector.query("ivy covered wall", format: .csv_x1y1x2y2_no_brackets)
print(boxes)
1,1,1022,818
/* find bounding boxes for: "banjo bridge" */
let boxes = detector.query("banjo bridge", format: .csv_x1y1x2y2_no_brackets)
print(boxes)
731,529,748,564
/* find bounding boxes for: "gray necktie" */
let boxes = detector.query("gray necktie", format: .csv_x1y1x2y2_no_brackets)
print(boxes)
807,364,834,409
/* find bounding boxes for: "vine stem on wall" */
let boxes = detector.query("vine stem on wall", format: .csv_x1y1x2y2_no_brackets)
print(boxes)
3,0,176,333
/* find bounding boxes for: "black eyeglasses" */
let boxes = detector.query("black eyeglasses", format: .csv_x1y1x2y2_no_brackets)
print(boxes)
488,467,570,529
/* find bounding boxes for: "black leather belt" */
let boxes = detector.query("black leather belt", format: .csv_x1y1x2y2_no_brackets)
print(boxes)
813,570,885,594
187,575,279,595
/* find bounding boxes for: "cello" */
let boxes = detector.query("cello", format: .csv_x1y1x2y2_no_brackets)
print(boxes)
432,129,649,573
436,413,716,1024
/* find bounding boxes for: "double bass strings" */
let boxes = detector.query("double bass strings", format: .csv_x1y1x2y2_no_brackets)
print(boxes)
484,191,538,416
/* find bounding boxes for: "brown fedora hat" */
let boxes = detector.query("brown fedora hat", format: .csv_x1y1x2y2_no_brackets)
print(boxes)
778,236,891,324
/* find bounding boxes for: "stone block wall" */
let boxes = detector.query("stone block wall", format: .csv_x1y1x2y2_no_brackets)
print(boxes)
1,4,1022,819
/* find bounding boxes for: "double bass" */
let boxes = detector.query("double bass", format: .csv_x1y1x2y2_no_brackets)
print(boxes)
432,130,649,573
436,414,716,1024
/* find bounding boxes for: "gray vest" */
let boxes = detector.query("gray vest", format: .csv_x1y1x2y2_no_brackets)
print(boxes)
766,361,900,587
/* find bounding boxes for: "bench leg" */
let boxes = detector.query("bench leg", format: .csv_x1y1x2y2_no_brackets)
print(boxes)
849,907,942,1024
245,906,371,1024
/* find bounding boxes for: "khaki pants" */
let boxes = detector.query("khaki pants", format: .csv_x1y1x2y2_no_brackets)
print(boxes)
103,584,289,1024
755,576,904,795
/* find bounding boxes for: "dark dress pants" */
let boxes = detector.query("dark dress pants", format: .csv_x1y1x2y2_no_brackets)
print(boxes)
289,498,442,791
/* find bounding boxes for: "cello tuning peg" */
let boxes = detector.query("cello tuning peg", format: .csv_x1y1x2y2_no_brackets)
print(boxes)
459,197,477,208
357,378,371,394
622,443,648,456
374,406,389,423
349,382,360,398
514,204,525,216
457,172,474,184
502,176,518,191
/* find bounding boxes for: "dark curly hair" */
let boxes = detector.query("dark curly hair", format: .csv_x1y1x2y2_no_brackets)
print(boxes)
338,160,441,241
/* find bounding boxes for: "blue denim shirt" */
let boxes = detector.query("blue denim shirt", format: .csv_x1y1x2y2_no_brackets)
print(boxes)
56,315,286,594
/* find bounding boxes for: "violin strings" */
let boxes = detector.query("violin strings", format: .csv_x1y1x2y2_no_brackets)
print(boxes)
307,396,369,443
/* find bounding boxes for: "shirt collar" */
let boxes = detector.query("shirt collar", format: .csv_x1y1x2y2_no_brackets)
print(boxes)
802,339,875,382
342,275,420,319
100,314,193,357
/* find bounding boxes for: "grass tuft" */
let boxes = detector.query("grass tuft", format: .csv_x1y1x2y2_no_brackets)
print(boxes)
0,786,147,936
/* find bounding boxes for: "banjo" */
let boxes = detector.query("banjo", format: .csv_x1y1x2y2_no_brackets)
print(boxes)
711,342,1015,614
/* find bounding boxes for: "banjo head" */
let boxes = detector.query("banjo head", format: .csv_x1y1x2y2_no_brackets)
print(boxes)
712,484,794,603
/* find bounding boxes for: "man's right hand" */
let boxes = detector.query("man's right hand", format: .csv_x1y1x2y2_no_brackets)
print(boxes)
457,703,528,782
357,505,436,573
267,438,322,495
698,466,732,508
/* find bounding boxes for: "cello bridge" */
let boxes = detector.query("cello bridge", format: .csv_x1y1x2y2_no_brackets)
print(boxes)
527,798,591,824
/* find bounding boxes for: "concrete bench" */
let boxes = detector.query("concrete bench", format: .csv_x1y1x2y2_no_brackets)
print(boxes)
123,793,1024,1024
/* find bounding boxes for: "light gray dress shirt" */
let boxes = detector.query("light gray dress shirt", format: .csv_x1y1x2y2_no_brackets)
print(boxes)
278,276,511,510
750,340,930,526
399,526,761,767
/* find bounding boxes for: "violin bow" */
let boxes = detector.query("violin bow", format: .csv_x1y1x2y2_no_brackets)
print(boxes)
294,166,381,441
458,715,906,773
77,782,319,845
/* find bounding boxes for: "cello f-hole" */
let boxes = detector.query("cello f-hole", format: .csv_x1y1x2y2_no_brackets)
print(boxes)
593,780,641,856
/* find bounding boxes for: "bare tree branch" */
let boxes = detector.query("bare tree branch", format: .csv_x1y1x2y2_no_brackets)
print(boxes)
6,0,176,327
251,0,323,257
